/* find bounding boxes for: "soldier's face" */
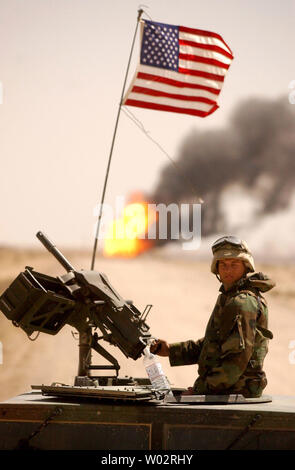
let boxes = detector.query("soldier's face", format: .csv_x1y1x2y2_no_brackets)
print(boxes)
218,258,246,287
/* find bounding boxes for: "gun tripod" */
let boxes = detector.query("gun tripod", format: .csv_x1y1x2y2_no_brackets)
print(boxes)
75,327,150,387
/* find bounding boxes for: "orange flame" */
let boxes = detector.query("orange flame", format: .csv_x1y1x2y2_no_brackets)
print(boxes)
103,195,157,258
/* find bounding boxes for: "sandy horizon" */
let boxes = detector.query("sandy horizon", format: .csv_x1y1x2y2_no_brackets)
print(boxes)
0,247,295,402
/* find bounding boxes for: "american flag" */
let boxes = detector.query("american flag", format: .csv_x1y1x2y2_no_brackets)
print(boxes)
123,20,234,118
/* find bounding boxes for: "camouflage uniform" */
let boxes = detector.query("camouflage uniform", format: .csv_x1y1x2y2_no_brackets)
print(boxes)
169,273,275,397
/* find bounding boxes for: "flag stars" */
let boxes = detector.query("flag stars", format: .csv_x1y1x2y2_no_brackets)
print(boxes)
141,21,179,71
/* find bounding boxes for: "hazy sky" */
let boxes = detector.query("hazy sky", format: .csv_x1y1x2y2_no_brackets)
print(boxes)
0,0,294,248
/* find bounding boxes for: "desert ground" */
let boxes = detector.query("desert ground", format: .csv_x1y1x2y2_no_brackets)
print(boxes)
0,246,295,402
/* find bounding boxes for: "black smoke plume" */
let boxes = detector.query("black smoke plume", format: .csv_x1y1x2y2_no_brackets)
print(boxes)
150,96,295,237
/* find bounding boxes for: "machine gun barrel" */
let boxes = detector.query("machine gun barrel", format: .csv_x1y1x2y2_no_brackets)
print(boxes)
36,231,74,273
0,231,152,384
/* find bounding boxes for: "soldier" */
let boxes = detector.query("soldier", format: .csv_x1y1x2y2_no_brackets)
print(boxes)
151,236,275,397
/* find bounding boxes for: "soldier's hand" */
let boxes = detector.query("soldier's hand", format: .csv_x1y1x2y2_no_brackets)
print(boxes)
150,339,170,357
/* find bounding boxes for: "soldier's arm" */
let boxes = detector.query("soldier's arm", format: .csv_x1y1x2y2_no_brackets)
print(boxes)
169,338,205,366
204,294,258,391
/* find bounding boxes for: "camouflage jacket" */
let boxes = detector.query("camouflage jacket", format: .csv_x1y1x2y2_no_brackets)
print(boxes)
169,273,275,397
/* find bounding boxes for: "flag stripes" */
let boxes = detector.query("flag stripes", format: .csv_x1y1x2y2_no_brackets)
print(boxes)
123,20,234,118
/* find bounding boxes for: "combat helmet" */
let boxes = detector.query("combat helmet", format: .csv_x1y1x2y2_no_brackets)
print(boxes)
211,235,255,275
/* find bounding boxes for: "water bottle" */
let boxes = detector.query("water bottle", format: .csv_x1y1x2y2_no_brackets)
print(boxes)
143,346,171,391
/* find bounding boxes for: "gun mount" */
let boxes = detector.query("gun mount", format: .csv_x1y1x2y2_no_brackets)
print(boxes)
0,231,153,387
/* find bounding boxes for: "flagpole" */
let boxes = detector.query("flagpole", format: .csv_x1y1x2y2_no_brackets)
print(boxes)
91,8,144,270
